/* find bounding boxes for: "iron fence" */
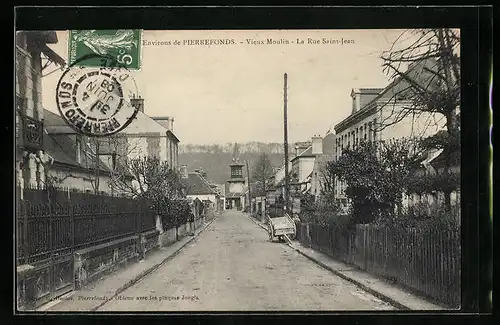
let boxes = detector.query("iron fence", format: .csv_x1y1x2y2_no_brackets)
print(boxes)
16,186,156,265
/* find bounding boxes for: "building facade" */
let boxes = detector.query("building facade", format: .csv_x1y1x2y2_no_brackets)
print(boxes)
97,96,181,171
180,165,219,207
333,60,444,204
225,159,247,210
16,31,65,192
309,132,336,202
43,109,129,194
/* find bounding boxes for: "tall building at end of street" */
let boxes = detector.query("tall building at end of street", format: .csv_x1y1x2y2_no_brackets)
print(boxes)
224,157,247,211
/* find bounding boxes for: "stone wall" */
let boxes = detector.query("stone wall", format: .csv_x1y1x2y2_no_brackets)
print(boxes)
18,217,206,309
74,235,139,289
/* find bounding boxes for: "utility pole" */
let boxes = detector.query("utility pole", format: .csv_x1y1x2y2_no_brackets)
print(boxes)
246,160,251,213
283,73,290,215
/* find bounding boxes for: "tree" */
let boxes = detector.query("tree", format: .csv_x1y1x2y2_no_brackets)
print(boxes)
329,139,422,224
84,135,136,194
380,28,460,210
319,161,336,199
109,156,184,198
252,153,275,194
108,156,187,226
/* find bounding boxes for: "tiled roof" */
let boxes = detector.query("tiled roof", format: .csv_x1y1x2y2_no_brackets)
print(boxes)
42,110,114,174
44,131,112,174
44,110,75,134
183,172,218,195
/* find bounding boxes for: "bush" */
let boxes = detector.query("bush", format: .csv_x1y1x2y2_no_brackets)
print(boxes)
160,199,193,230
299,196,350,228
376,201,460,231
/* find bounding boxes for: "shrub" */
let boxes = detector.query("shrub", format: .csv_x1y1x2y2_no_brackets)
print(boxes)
160,199,193,230
376,201,460,231
299,196,350,228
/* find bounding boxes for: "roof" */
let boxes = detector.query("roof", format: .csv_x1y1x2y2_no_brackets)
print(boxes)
167,130,180,143
42,110,135,177
291,145,313,162
43,130,112,174
43,109,75,134
322,132,336,155
352,88,384,95
183,172,218,195
118,111,176,137
335,59,439,132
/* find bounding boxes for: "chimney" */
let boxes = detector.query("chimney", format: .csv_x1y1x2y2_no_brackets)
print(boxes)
170,118,174,132
180,165,188,179
351,88,360,114
130,94,144,113
312,135,323,155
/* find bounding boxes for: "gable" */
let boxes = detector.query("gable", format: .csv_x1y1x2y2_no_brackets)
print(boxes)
118,111,168,135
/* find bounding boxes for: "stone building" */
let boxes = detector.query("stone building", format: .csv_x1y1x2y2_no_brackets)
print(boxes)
15,31,65,192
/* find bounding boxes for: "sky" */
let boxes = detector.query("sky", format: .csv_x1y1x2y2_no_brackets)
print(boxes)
42,29,415,145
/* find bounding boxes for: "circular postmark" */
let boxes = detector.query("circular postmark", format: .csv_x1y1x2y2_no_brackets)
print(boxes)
56,54,140,137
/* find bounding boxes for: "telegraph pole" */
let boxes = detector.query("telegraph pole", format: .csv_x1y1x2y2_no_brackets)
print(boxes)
246,160,251,213
283,73,290,215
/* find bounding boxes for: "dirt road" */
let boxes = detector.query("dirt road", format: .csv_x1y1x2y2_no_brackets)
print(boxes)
97,210,396,311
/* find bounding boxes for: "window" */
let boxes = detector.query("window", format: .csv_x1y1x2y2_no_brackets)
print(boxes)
76,137,82,164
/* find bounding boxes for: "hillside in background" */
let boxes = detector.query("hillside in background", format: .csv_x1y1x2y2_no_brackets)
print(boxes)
178,142,296,184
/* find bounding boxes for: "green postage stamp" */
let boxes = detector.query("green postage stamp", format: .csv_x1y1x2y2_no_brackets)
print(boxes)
68,30,142,70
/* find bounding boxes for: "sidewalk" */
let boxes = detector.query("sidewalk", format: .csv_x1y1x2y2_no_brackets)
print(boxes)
247,214,446,311
38,218,216,312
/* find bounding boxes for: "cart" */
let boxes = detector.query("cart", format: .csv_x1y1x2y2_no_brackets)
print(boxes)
267,213,296,243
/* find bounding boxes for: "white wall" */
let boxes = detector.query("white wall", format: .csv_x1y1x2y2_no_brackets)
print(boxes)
48,168,115,194
229,182,245,194
299,157,316,183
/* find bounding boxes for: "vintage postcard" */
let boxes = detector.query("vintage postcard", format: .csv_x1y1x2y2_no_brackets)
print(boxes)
15,29,461,312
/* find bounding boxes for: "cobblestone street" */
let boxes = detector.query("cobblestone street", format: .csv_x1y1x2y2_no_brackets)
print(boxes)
97,210,395,311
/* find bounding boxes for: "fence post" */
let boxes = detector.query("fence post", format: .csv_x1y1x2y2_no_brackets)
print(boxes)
71,200,75,252
21,188,28,266
363,225,367,270
138,202,145,260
